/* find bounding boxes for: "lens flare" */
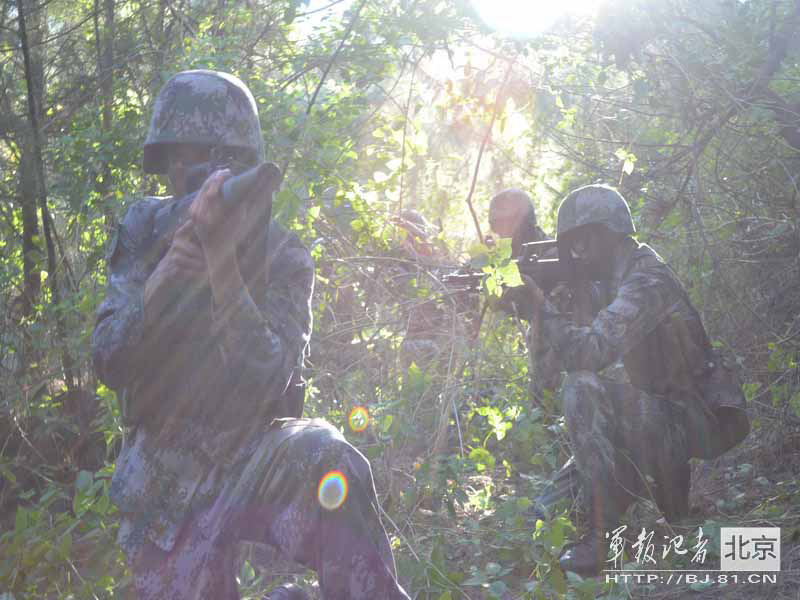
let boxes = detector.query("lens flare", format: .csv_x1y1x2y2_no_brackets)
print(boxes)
348,406,369,432
318,470,348,510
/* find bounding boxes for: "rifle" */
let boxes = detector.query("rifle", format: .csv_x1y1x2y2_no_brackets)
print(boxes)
443,240,560,290
150,153,283,291
530,456,581,521
442,239,595,325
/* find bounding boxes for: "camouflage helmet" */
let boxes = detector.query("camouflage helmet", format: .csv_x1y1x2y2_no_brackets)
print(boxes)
556,184,635,239
143,70,265,174
396,209,432,240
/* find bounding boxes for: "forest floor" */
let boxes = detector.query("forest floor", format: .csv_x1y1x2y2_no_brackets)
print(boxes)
241,423,800,600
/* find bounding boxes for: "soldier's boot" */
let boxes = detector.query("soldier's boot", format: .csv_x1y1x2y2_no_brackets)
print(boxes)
559,478,628,578
264,583,309,600
558,528,609,577
657,459,690,524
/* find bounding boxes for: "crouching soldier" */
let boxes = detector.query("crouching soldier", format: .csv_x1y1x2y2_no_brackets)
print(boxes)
92,69,410,599
521,184,749,576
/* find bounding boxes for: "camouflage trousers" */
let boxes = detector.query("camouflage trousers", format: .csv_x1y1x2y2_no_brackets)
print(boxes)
562,372,694,530
122,419,410,600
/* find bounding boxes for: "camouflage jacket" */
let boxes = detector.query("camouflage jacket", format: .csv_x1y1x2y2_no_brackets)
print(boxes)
539,238,748,452
92,195,314,551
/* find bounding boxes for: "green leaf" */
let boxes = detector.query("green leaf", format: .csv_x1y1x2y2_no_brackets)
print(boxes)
15,507,28,532
466,252,488,271
93,492,110,515
496,261,523,287
488,580,508,598
790,392,800,418
468,242,490,258
462,571,488,586
380,414,394,433
240,559,256,583
615,148,637,175
75,470,93,491
549,564,567,594
623,158,635,175
485,276,499,297
58,532,72,560
494,238,513,260
274,189,300,221
431,542,446,570
468,447,496,472
0,464,17,486
549,518,565,550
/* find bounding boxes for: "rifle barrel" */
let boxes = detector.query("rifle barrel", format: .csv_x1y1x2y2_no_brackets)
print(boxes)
520,238,558,261
520,239,558,250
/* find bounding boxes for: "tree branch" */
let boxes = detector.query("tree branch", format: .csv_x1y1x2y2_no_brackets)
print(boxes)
306,0,368,118
464,58,515,243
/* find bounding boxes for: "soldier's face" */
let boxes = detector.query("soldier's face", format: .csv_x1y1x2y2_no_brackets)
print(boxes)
489,202,522,238
566,226,617,279
167,144,212,197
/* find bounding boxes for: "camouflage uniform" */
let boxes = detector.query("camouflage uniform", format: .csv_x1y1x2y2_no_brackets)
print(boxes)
92,70,409,599
538,185,749,534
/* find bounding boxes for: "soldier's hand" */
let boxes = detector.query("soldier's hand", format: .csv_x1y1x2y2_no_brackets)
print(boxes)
521,274,546,310
537,347,563,392
549,282,572,314
144,220,208,319
189,168,248,262
167,220,208,279
491,287,516,314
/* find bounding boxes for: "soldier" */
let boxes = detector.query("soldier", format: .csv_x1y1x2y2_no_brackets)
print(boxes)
488,188,546,258
520,184,750,576
392,209,452,369
92,70,410,600
488,189,563,397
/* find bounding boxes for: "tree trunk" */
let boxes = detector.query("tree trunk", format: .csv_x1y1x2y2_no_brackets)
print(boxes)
13,0,46,377
94,0,115,228
16,133,42,376
18,0,78,391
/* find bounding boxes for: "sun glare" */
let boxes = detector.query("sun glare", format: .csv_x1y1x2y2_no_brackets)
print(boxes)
471,0,600,38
